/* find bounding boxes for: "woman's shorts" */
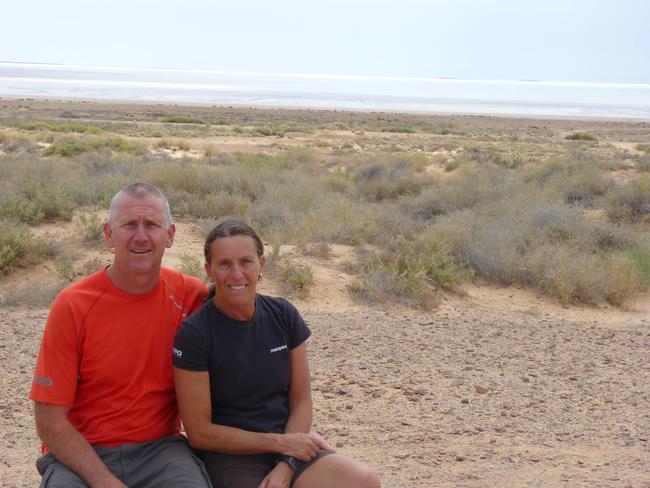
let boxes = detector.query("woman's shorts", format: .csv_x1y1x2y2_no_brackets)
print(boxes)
196,449,333,488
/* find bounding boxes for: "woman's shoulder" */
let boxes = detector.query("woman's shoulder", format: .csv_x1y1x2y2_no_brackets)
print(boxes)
257,294,298,315
179,300,214,333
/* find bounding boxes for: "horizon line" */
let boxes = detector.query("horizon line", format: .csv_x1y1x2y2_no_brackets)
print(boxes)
2,61,650,90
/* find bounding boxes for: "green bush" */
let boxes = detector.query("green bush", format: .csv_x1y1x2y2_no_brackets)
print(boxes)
43,136,148,156
279,262,314,296
636,144,650,153
20,121,103,134
161,115,206,124
352,237,467,305
78,213,105,245
627,247,650,288
565,132,597,141
0,220,48,274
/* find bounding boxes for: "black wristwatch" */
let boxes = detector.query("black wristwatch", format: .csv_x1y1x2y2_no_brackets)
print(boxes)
277,455,303,471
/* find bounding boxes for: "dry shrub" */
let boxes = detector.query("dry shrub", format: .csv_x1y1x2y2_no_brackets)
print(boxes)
0,281,67,308
299,242,333,260
278,262,313,297
203,144,219,158
353,155,431,202
177,253,205,280
605,177,650,223
427,190,646,304
404,164,510,219
0,220,48,274
351,237,467,306
530,247,639,305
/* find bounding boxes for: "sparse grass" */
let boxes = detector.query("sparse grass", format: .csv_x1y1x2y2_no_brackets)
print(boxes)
627,247,650,288
299,242,333,260
255,123,314,137
0,220,48,274
43,135,148,156
352,237,467,306
161,115,206,124
428,190,646,304
278,262,314,296
78,213,105,245
156,137,191,151
0,281,66,308
178,253,205,280
2,102,648,307
565,132,597,141
55,256,77,282
636,144,650,153
20,121,103,134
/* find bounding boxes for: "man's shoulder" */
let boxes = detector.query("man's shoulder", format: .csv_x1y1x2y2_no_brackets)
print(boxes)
56,268,110,302
160,267,207,294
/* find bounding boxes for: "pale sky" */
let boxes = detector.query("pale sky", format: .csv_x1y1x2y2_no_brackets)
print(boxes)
3,0,649,83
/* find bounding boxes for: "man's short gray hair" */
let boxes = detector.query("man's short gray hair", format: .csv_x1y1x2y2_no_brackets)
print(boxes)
108,182,172,227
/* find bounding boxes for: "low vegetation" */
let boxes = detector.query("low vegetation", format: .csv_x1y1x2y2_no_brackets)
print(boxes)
1,103,649,308
565,132,597,141
0,220,48,274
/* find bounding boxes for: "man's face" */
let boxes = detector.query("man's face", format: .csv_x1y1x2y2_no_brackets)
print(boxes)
104,195,175,277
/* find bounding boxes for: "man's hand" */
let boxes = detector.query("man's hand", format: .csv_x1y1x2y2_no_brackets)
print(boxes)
257,462,293,488
34,402,125,487
310,429,336,452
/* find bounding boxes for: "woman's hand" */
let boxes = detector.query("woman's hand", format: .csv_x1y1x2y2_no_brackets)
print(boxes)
276,432,321,461
257,462,294,488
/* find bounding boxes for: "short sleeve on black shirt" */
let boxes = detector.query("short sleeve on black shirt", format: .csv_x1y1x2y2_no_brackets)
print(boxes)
173,304,211,371
281,298,310,349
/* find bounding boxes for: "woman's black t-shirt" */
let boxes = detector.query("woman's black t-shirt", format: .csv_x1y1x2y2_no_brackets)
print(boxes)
173,294,311,434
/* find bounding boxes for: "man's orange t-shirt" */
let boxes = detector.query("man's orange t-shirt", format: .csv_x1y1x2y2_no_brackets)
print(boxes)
30,267,207,448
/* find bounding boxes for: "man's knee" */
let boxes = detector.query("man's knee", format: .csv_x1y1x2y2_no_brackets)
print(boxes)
38,460,90,488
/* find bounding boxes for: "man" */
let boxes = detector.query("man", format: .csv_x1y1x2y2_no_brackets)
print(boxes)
30,183,211,487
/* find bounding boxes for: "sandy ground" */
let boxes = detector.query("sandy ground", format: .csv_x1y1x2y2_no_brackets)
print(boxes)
1,221,649,488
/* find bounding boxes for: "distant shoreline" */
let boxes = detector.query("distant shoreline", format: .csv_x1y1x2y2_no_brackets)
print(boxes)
2,62,649,121
1,95,648,124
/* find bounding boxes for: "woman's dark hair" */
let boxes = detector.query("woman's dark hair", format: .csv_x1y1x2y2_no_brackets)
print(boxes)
204,219,264,300
204,218,264,262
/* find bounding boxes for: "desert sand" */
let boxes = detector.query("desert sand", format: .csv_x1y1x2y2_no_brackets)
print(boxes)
0,100,649,487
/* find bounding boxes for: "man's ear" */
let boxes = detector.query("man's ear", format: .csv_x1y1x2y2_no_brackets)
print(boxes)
258,255,266,274
103,223,113,247
166,223,176,248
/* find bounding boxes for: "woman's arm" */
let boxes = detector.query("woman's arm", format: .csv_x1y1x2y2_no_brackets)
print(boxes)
284,342,313,434
173,367,321,460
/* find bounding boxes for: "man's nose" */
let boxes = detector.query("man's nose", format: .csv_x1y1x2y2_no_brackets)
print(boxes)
134,223,148,240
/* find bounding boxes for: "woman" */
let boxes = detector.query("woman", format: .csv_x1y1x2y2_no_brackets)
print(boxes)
173,219,380,488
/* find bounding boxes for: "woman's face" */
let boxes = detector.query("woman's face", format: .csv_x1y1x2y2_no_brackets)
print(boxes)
205,234,265,317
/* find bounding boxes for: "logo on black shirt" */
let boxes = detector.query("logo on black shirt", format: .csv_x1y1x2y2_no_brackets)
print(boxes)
269,345,288,353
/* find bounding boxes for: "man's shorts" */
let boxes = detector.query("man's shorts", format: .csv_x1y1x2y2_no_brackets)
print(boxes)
196,449,333,488
37,435,212,488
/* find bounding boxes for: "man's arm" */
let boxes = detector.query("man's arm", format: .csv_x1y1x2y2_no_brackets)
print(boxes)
34,402,126,488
